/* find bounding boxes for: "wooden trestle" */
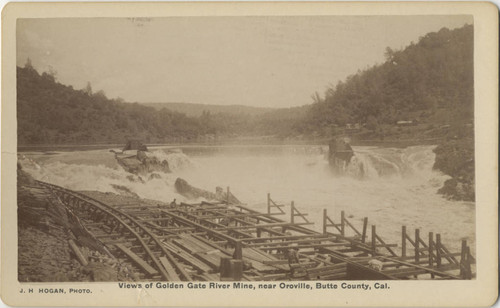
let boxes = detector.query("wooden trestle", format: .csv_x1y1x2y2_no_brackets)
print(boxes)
36,180,475,281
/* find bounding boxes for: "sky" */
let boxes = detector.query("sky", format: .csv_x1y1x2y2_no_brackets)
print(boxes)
17,16,472,108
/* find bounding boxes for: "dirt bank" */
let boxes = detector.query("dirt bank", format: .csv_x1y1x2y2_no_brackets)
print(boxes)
17,165,138,282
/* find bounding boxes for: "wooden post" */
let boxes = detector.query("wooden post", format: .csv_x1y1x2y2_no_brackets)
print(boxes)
436,234,442,267
226,187,230,204
428,232,434,278
428,232,434,266
465,246,472,279
361,218,368,243
290,201,295,224
460,240,466,278
341,211,345,236
267,193,271,214
371,225,376,255
233,241,242,260
401,226,406,257
322,209,327,235
415,229,420,263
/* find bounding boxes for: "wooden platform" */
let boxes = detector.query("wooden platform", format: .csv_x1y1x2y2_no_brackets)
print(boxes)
38,181,475,281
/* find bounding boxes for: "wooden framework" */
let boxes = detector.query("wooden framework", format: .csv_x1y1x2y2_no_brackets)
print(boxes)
37,181,474,281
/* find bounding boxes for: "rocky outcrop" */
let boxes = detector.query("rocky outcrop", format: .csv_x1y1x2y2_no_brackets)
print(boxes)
175,178,217,200
175,178,241,204
110,184,140,199
328,138,354,173
115,150,171,175
433,138,475,201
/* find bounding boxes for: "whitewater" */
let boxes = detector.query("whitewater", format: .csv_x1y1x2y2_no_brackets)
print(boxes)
18,144,475,254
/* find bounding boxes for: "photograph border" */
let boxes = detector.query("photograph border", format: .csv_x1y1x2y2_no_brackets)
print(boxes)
2,2,498,307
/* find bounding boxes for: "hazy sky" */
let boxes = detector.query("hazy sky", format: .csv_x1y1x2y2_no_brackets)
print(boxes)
17,16,472,108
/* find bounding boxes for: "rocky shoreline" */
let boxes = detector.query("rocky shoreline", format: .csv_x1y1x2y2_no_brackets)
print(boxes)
433,138,475,202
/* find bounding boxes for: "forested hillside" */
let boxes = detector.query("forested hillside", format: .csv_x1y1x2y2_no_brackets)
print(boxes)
17,65,306,144
294,25,473,140
17,65,204,144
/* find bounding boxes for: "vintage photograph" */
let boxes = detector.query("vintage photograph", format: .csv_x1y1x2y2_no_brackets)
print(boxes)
15,15,477,285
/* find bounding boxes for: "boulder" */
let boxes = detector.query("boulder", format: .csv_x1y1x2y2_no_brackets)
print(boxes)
175,178,217,200
175,178,241,204
115,151,171,175
149,173,162,180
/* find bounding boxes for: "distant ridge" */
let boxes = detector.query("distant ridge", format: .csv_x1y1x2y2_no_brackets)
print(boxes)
142,102,275,117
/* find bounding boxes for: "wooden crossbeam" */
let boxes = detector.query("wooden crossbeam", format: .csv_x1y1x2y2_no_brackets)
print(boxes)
219,221,313,230
375,234,398,257
256,242,350,251
343,216,361,236
241,234,330,243
322,209,341,235
246,238,342,248
267,193,286,215
290,201,310,224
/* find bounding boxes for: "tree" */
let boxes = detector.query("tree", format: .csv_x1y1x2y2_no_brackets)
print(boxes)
25,58,33,69
84,82,93,96
384,47,395,62
47,65,58,81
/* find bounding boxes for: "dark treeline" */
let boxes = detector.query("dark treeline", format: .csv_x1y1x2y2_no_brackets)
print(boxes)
18,65,215,144
17,65,306,144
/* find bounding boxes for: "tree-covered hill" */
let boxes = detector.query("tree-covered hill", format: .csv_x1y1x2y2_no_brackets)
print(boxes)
294,24,473,140
17,65,206,144
17,65,307,145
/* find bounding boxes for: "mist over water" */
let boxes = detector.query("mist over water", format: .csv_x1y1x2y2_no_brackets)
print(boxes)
19,145,475,254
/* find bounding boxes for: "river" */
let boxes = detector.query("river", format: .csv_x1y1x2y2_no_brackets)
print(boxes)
18,144,475,254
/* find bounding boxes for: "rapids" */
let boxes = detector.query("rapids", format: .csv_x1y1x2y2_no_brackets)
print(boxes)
18,144,475,254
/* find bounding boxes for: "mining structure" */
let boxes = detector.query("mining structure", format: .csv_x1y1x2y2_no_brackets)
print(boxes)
20,180,475,282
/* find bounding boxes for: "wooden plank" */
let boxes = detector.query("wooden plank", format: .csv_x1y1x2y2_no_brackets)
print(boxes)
115,243,158,276
163,242,212,273
68,239,89,266
159,257,181,281
246,238,339,248
223,222,314,230
241,234,329,243
256,242,350,251
241,248,289,271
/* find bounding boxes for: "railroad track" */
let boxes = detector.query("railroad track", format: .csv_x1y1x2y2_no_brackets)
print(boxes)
37,181,194,281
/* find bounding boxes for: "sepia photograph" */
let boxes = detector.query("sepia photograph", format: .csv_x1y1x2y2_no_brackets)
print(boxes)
2,2,498,307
